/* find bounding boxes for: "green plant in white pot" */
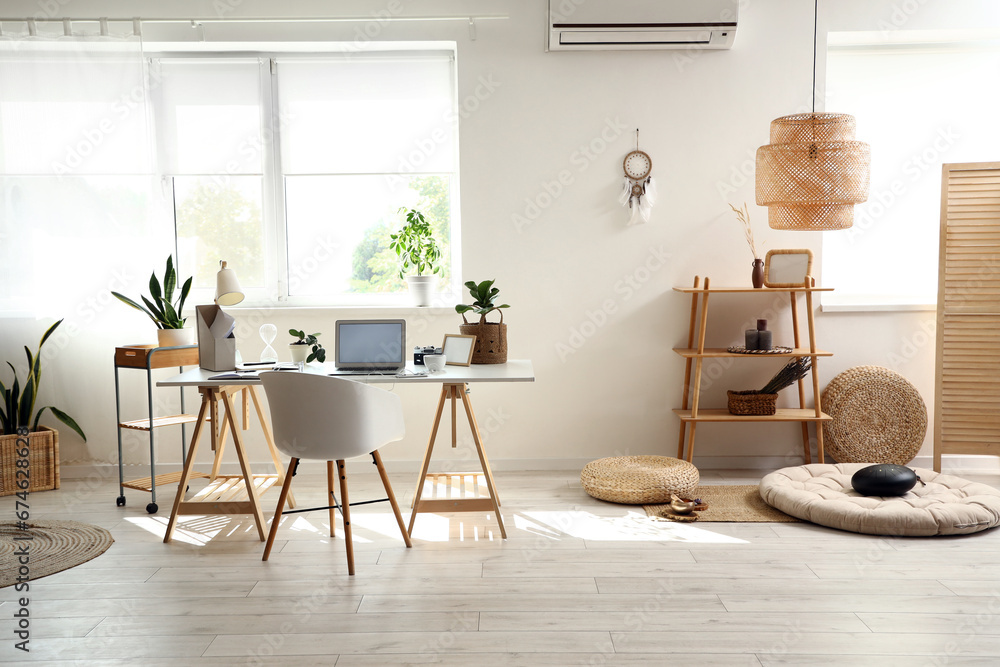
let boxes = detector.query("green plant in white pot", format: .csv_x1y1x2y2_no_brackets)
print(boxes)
111,255,194,347
390,207,442,307
288,329,326,365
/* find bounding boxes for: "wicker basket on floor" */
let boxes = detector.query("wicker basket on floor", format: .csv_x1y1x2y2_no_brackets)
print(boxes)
727,390,778,416
0,426,60,496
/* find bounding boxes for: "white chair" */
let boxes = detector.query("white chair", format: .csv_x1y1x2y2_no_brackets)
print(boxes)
259,371,412,574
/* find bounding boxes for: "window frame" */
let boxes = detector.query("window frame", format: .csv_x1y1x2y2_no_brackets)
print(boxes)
147,46,461,309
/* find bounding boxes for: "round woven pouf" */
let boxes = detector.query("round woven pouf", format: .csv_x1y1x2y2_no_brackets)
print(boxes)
821,365,927,465
580,455,699,504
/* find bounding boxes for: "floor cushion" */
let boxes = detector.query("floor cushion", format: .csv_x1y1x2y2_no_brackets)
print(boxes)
760,463,1000,536
821,366,927,465
581,456,699,504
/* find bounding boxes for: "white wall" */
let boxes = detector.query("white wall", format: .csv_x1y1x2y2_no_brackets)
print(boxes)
2,0,996,477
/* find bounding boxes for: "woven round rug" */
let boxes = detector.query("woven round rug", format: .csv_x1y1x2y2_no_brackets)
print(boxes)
0,520,114,587
821,365,927,465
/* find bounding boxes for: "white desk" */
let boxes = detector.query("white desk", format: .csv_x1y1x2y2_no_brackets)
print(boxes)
158,361,534,540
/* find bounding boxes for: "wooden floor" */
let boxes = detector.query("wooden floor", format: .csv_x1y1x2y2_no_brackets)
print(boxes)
3,467,1000,665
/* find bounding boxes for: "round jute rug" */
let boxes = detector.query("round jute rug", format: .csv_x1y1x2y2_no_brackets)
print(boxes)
0,520,114,587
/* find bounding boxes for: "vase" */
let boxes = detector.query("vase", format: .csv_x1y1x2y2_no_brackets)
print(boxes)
289,343,309,364
405,275,435,307
157,328,193,347
459,311,508,364
751,258,765,289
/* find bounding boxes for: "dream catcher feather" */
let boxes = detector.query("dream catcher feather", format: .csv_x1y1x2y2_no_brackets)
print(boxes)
620,129,654,225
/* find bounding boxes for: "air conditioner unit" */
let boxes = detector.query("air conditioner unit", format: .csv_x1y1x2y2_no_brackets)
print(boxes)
547,0,739,51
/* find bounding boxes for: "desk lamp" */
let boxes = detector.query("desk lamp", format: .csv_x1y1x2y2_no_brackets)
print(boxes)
215,260,245,306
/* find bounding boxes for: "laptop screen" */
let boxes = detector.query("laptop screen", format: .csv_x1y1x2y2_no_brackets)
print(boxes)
335,319,406,369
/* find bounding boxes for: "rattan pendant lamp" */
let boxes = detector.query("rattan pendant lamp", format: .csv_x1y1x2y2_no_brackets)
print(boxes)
755,0,870,230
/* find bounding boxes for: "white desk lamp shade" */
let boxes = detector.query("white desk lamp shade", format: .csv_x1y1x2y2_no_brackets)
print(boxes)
215,260,245,306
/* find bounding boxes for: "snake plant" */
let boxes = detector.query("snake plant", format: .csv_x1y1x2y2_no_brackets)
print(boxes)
111,255,192,329
1,319,86,440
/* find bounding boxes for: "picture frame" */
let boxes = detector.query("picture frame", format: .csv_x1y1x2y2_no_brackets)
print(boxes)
764,249,814,288
442,334,476,366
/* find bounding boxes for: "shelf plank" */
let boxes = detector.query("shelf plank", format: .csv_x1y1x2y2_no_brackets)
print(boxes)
122,471,210,492
673,408,832,422
119,414,202,431
672,347,833,358
673,286,833,293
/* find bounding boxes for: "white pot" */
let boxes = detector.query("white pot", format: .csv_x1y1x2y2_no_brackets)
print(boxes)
289,343,310,364
406,275,436,307
157,328,193,347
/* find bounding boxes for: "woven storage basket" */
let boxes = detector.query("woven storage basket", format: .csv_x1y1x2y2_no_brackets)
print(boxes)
459,311,508,364
727,390,777,416
581,455,699,504
821,365,927,465
0,426,60,496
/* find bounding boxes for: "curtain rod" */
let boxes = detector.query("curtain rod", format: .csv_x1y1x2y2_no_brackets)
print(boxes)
0,15,508,24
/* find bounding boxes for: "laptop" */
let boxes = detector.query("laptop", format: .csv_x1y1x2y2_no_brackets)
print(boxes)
330,319,406,374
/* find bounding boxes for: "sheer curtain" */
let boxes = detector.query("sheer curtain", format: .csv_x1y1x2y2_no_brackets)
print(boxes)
0,27,173,321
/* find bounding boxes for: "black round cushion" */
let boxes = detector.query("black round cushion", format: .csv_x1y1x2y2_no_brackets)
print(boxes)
851,464,918,497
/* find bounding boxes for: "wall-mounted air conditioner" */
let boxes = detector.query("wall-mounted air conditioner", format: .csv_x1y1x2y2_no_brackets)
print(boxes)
547,0,739,51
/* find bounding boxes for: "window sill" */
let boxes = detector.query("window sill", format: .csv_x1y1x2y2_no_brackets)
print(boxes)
821,295,936,313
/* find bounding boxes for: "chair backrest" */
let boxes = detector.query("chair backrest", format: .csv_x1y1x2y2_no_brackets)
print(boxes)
259,372,405,461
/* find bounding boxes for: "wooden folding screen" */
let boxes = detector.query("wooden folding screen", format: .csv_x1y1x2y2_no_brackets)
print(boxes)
934,162,1000,471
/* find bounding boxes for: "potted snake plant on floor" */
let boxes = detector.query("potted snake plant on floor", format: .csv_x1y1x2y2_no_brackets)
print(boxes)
1,319,87,495
456,279,510,364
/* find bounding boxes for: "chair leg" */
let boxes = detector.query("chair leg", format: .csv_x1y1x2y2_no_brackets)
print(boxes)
372,450,412,548
263,457,298,561
326,460,336,538
337,459,355,575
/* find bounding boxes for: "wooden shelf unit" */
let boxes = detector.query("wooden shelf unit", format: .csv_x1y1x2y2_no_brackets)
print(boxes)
673,276,832,463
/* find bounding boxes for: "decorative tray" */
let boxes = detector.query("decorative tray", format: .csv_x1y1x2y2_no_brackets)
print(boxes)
726,345,794,354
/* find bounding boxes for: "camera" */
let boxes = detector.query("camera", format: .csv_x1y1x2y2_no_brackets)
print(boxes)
413,345,442,365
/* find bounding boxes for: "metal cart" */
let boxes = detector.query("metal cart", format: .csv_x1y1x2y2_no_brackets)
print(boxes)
114,344,208,513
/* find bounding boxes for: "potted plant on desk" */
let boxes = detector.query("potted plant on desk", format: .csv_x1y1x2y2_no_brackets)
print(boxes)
288,329,326,365
390,208,443,307
1,319,87,495
111,255,194,347
456,279,510,364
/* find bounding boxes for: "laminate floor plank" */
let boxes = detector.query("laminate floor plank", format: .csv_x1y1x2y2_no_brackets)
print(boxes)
203,630,614,657
719,594,1000,614
358,593,727,614
595,577,955,596
857,612,1000,635
335,653,764,666
479,611,870,633
88,611,479,637
0,595,363,618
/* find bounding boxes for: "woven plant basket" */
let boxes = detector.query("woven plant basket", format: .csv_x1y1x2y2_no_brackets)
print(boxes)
821,365,927,465
0,426,60,496
459,311,508,364
727,390,777,416
581,455,699,504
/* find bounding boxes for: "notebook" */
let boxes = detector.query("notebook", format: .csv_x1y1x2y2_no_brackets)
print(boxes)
331,319,406,373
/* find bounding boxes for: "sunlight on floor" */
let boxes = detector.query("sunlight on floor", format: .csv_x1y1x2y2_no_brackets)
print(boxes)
516,510,749,544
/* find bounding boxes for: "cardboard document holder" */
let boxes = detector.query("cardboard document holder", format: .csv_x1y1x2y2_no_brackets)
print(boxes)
196,304,237,371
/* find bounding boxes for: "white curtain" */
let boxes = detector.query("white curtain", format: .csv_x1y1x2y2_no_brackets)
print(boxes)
0,27,173,321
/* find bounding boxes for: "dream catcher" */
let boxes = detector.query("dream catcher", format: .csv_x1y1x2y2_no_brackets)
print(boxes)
619,129,656,225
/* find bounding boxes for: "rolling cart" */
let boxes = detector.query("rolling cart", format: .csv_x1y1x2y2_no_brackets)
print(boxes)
114,344,209,513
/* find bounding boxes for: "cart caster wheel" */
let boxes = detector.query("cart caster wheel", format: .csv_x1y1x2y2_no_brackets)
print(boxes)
146,502,158,514
116,495,126,507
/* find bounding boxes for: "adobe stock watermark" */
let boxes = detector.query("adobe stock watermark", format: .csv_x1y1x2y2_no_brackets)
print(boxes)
845,126,958,245
672,0,749,72
388,73,501,187
555,245,670,362
513,117,629,234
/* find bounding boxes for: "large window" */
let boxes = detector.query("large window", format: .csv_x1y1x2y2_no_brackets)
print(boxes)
153,50,459,306
823,35,1000,308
